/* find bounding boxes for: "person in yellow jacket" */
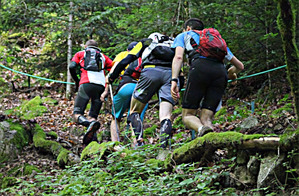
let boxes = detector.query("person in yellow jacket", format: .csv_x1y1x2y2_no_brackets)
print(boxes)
109,42,148,142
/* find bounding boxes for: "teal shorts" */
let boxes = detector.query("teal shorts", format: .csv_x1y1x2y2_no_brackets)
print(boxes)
113,83,148,120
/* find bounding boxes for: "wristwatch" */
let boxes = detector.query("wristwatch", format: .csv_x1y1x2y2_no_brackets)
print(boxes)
171,78,178,83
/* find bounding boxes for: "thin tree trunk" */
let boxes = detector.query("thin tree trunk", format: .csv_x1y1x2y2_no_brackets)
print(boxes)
66,1,73,99
277,0,299,119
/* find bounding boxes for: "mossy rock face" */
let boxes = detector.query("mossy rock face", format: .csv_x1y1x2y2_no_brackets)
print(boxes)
32,124,80,167
164,131,266,168
0,121,30,162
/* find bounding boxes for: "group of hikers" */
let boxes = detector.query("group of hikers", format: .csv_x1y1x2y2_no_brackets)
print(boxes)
69,18,244,148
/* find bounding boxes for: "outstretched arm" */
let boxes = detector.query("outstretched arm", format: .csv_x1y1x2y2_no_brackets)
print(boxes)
108,54,137,83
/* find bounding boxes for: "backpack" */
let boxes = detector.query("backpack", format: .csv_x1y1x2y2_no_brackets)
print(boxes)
81,46,103,71
142,33,175,62
191,28,227,61
123,57,143,79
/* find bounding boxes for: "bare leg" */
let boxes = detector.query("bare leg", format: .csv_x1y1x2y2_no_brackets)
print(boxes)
129,97,146,115
129,97,146,146
159,101,173,122
159,101,173,148
199,109,214,129
110,118,121,142
182,108,203,131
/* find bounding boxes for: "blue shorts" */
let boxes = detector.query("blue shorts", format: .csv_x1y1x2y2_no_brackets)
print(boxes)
113,83,148,120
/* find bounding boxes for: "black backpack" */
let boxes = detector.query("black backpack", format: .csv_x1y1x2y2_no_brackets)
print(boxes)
81,46,103,71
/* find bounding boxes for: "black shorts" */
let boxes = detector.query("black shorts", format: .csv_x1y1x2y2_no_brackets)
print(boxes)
73,83,105,118
182,58,227,113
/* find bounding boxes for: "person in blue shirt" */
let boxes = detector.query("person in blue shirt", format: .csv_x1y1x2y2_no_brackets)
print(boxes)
171,18,244,137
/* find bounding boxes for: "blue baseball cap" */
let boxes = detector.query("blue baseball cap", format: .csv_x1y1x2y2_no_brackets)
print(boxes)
127,41,138,51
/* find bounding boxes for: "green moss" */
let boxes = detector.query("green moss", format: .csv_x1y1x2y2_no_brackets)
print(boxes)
20,96,47,120
81,141,120,161
201,131,265,145
42,97,58,105
5,96,48,119
279,127,299,147
6,120,29,149
165,132,267,168
144,125,157,136
243,134,265,140
23,164,41,175
202,131,244,144
57,148,72,167
1,177,17,189
32,124,71,167
272,103,293,117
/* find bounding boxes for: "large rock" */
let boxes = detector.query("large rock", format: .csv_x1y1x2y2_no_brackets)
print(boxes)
257,152,286,188
240,116,259,130
0,121,29,162
232,165,256,188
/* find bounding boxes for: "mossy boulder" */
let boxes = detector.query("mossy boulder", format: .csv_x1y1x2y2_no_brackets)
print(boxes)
32,124,79,167
164,132,268,169
0,120,30,162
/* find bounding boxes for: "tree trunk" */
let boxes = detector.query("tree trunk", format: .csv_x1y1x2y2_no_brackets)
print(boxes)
277,0,299,119
66,1,73,100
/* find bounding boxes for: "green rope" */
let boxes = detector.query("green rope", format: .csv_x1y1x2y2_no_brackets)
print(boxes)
228,65,286,83
0,64,75,85
0,63,286,86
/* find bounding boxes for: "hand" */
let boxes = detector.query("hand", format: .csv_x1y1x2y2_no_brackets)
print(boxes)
105,75,110,84
171,81,180,102
106,73,114,84
228,69,238,85
100,90,108,102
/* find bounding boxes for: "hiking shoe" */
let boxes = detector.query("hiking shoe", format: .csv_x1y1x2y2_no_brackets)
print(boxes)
160,135,170,149
198,126,213,137
83,121,100,145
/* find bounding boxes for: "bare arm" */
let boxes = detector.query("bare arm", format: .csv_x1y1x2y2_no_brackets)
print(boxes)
228,56,244,83
228,56,244,74
171,47,184,101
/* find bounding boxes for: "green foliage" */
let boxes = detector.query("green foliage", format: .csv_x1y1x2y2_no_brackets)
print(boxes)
0,144,240,195
144,124,157,137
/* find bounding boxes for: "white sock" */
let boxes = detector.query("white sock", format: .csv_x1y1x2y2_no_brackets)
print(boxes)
198,125,203,132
